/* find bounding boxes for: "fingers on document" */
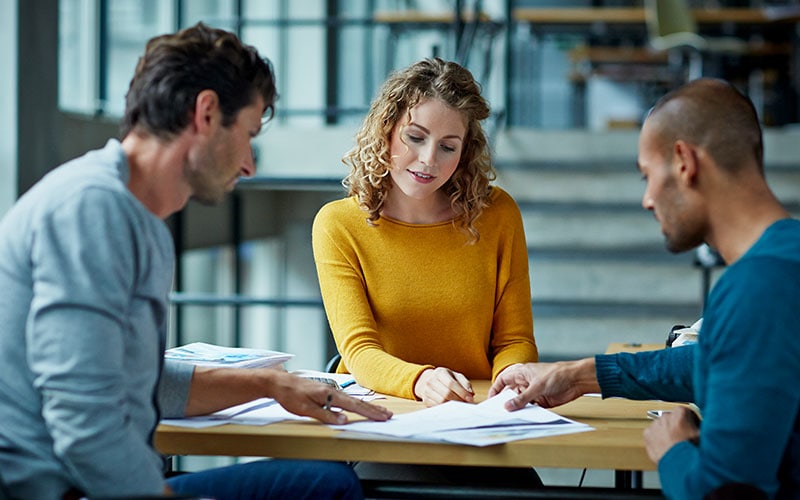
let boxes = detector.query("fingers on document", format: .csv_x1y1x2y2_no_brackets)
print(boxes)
451,372,474,402
329,390,393,422
504,392,530,411
488,378,507,398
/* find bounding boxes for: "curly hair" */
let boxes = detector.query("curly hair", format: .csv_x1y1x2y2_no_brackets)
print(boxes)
343,57,495,243
121,22,277,140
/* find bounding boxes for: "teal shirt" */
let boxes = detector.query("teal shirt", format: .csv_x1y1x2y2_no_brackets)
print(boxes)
0,140,191,499
596,219,800,499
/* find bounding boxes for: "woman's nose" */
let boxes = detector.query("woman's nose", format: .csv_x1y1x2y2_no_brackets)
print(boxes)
419,144,436,166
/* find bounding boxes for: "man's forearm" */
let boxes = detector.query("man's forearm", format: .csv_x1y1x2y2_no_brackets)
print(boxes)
568,357,602,395
184,366,286,416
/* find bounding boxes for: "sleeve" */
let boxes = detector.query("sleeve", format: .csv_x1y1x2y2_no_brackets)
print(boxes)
595,346,695,402
312,205,432,399
488,192,538,378
157,361,195,418
27,189,165,496
658,259,800,499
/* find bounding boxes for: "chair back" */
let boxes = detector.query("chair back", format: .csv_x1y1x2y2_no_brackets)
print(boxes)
325,353,342,373
645,0,698,39
0,473,11,500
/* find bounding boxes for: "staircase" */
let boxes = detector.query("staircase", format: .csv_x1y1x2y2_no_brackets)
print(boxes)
493,128,800,362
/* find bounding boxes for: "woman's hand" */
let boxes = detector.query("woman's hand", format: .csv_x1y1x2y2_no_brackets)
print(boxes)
414,367,474,406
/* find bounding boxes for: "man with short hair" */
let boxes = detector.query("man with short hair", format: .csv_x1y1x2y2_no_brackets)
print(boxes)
0,23,390,500
491,79,799,499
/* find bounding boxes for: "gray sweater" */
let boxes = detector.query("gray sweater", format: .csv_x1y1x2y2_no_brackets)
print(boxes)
0,140,193,499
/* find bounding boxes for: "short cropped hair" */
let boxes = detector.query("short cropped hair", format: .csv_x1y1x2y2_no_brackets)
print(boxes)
343,57,494,243
121,22,277,139
648,78,763,174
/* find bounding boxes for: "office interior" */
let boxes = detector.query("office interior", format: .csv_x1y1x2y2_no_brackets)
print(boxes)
3,0,800,488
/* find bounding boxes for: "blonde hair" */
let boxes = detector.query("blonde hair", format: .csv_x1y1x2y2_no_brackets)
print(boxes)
343,57,495,243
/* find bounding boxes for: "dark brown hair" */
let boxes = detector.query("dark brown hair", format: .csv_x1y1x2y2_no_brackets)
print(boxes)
121,22,277,139
648,78,763,174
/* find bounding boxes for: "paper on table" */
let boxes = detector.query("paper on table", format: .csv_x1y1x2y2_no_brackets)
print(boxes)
333,389,592,446
428,422,594,447
292,369,381,400
161,397,310,428
165,342,293,369
160,369,386,428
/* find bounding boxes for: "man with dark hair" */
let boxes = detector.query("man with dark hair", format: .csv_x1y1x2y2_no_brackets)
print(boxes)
0,23,390,500
491,79,799,499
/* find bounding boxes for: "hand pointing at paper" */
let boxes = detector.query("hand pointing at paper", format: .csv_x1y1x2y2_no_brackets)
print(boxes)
181,365,393,424
488,359,601,411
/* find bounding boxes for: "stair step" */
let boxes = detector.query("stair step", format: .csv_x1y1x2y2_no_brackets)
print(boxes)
521,207,661,249
501,173,800,207
532,299,701,318
533,314,696,362
529,256,718,303
529,245,697,263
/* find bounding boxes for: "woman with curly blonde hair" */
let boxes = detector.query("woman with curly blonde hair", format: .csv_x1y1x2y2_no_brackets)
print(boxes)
312,58,538,407
343,57,494,243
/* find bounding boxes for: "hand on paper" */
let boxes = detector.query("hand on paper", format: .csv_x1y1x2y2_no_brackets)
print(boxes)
272,373,393,424
644,406,700,463
185,367,391,424
489,358,600,411
414,367,474,406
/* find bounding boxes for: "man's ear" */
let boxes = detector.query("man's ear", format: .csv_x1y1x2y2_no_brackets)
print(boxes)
192,90,220,135
673,140,699,186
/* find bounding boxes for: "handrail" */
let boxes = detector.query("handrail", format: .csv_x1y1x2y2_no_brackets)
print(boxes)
169,292,323,308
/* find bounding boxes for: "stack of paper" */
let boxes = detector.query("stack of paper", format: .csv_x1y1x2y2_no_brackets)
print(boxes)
291,369,378,399
335,389,593,447
162,397,308,428
160,386,592,447
165,342,293,369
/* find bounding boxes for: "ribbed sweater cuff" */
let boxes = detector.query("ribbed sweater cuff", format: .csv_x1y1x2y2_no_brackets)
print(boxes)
594,353,624,398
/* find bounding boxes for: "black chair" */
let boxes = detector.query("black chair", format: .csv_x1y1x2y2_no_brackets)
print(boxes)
325,352,342,373
0,473,11,500
704,482,767,500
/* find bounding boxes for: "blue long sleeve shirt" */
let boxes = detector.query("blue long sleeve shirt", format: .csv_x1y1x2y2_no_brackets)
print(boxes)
596,219,800,499
0,140,193,499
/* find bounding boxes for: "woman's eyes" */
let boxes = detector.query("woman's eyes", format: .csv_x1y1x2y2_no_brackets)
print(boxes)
405,134,457,152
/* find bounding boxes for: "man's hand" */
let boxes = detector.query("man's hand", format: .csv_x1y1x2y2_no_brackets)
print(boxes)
184,366,391,423
488,358,600,411
269,373,392,424
644,406,700,463
414,367,474,406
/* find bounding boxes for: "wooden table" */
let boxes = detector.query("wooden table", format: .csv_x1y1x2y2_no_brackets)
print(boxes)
513,7,800,25
606,342,665,354
513,6,800,128
157,381,680,498
372,9,502,80
373,10,493,24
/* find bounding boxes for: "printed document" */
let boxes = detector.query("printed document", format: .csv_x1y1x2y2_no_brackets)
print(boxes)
334,389,592,446
165,342,293,369
161,397,309,428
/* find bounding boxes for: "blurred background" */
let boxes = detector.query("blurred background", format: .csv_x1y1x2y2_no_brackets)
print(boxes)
3,0,800,485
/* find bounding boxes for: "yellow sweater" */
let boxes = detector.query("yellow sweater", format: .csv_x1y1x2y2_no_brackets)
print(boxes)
312,187,538,399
